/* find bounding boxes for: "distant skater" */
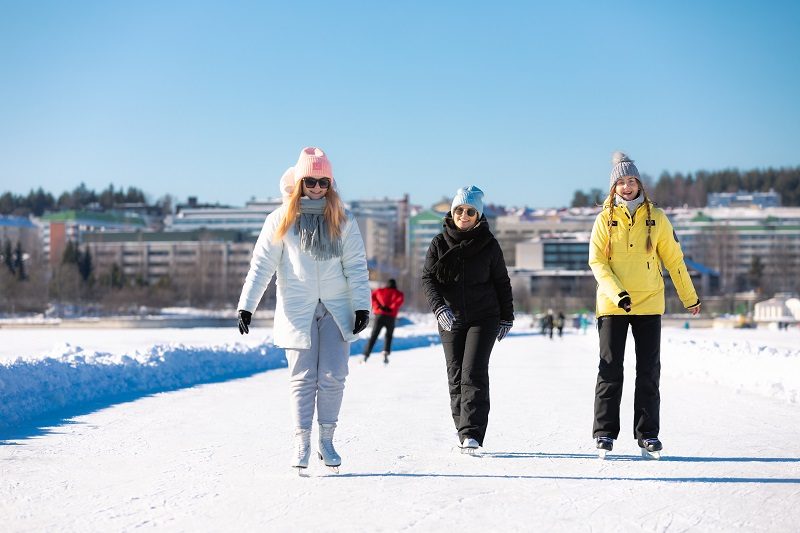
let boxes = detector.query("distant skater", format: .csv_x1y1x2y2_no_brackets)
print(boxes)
589,152,701,459
237,147,370,474
362,279,405,364
555,311,565,338
544,310,554,339
422,185,514,454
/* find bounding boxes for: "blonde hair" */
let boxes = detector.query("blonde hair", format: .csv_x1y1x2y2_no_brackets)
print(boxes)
603,178,653,259
274,182,346,242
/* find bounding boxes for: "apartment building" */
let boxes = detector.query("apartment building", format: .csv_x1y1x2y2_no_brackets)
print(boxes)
0,216,41,261
38,210,147,265
82,229,257,304
349,196,409,279
493,208,596,266
164,199,282,237
671,207,800,294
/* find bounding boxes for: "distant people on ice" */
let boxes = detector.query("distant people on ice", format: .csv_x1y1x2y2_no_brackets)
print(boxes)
543,309,555,339
589,152,701,459
579,313,591,334
362,278,405,364
422,185,514,454
236,147,370,475
555,311,565,338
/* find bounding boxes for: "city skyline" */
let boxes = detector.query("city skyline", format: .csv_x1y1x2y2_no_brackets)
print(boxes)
1,1,798,209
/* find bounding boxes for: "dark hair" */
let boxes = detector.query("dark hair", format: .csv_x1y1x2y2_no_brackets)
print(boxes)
387,279,397,289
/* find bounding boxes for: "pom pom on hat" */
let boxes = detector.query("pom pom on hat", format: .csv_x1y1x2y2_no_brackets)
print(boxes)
609,151,640,188
279,167,295,201
451,185,485,218
294,146,334,183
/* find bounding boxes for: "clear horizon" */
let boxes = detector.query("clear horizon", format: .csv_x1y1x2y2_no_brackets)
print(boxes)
1,1,798,209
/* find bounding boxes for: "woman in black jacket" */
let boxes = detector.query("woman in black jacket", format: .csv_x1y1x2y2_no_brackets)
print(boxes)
422,185,514,453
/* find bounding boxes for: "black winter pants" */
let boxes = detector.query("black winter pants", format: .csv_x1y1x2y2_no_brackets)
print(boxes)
593,314,661,440
363,314,396,356
440,317,498,446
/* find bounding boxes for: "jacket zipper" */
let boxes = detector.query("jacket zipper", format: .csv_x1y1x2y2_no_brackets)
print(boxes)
461,256,467,323
316,260,321,303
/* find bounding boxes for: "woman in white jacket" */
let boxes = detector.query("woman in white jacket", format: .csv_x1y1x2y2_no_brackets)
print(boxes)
237,147,370,474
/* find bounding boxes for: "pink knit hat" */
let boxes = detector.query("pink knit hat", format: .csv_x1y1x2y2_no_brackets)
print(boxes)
294,146,334,183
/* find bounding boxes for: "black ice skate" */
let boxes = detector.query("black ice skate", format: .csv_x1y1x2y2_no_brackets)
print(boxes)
595,436,614,459
638,437,663,460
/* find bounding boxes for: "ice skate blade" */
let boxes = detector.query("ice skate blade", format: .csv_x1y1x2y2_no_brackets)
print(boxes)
460,447,479,455
293,466,310,477
317,452,342,470
597,449,608,460
641,449,661,460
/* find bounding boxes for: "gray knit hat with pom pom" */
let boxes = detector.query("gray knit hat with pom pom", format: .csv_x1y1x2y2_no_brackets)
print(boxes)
609,151,640,188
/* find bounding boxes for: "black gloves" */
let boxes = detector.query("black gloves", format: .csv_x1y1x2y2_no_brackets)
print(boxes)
434,305,455,331
618,292,632,313
353,310,370,334
497,320,513,341
238,310,252,335
378,304,391,313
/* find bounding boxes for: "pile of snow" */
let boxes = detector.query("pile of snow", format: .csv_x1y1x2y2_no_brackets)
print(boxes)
664,333,800,404
0,321,440,432
2,313,798,433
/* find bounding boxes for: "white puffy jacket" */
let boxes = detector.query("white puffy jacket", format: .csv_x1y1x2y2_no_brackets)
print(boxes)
237,205,371,349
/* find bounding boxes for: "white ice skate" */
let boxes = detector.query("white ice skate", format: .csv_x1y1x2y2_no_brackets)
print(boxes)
291,428,311,476
318,423,342,473
460,437,480,455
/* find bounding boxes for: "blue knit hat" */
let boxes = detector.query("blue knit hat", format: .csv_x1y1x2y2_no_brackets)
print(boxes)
451,185,484,218
610,151,640,188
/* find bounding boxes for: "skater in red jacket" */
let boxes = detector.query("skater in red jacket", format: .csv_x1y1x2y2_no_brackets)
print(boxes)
362,279,405,364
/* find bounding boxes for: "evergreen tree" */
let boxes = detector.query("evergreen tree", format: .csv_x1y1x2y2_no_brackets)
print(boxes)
77,246,93,282
62,240,79,265
571,190,590,207
2,238,14,275
748,256,765,292
13,241,25,280
110,262,125,289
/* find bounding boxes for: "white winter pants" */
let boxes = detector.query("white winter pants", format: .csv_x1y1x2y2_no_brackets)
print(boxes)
285,301,350,430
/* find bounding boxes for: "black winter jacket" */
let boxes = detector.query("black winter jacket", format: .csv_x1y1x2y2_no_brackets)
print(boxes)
422,215,514,324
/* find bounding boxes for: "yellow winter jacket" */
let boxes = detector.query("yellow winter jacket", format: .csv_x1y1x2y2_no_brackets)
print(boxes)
588,201,700,316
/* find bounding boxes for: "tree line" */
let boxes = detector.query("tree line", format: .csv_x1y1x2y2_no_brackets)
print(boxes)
0,183,172,216
571,166,800,208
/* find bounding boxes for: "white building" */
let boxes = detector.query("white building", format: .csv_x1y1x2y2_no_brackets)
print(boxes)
753,294,800,324
164,199,283,237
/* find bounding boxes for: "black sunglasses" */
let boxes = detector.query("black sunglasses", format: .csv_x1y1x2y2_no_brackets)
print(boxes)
454,206,477,217
302,177,331,189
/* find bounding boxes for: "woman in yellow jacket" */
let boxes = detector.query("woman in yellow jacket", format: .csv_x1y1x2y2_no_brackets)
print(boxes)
589,152,701,459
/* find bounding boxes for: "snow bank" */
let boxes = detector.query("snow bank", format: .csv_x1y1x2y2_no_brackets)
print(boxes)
2,314,797,434
0,331,440,432
663,334,800,404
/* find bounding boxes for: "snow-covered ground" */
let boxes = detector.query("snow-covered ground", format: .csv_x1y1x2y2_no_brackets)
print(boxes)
1,318,799,531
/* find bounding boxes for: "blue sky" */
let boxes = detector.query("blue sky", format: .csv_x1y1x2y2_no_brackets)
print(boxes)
1,1,798,209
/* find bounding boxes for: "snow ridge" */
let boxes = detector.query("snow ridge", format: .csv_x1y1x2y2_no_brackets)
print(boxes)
664,336,800,404
0,333,440,432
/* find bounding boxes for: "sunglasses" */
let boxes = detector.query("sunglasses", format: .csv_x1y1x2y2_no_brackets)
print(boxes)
454,206,477,217
302,177,331,189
